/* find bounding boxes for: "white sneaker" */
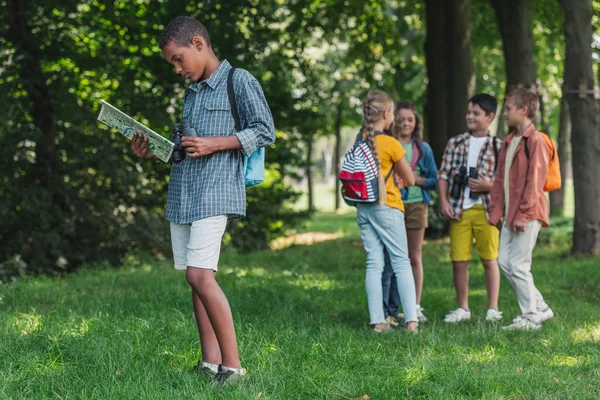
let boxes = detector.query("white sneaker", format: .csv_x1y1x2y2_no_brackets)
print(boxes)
540,307,554,322
416,306,428,322
444,308,471,323
502,316,541,331
485,308,503,322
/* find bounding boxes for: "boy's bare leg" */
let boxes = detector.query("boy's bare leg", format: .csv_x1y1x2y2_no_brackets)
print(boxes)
481,259,500,310
407,228,425,305
191,290,222,365
186,268,241,369
453,261,469,310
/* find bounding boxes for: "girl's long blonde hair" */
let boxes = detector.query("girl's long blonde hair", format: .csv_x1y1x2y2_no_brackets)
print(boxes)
362,90,394,205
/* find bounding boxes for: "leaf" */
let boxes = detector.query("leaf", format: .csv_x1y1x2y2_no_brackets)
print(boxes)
115,370,121,377
516,367,523,373
256,392,263,399
344,396,371,400
554,377,559,383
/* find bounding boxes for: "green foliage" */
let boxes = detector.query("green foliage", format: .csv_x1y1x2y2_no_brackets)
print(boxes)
0,0,321,279
0,213,599,398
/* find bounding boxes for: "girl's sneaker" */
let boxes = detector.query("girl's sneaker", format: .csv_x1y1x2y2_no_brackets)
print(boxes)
485,308,503,322
416,306,428,322
444,308,471,323
371,322,393,333
215,366,247,385
404,321,419,334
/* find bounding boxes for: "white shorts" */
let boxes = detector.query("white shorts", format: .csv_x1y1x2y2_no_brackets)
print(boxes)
170,215,228,271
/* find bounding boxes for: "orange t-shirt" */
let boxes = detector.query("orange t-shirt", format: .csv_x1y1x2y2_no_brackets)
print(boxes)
374,134,406,212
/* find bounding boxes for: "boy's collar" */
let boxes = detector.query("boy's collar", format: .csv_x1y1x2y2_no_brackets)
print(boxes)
187,59,230,92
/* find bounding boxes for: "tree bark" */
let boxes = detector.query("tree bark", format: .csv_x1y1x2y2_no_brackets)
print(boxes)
425,0,474,165
491,0,537,88
334,100,343,210
549,80,572,216
445,0,475,141
7,0,57,188
560,0,600,255
491,0,543,127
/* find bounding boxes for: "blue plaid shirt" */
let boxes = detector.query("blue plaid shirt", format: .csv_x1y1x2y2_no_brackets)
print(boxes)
166,60,276,224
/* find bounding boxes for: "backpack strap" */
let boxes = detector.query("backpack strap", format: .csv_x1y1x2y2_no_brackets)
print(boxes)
227,67,241,132
385,165,395,183
410,141,420,170
492,136,499,171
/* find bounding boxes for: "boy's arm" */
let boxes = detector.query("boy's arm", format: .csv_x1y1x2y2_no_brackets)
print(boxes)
515,135,549,223
183,76,276,157
235,77,276,157
489,143,506,225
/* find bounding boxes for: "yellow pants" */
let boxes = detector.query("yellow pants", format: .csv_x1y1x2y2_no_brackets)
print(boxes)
449,205,499,262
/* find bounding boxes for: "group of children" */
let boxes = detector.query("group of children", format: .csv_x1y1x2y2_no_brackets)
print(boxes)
129,15,555,385
354,88,554,333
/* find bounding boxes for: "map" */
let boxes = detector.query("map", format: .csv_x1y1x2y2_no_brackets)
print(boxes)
97,100,174,163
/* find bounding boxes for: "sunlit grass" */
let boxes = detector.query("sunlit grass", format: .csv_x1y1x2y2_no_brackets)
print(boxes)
0,212,598,399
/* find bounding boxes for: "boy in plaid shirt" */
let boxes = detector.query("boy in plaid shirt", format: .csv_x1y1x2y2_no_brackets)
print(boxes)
438,94,503,323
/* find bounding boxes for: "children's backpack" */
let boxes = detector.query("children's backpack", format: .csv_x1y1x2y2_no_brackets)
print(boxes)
339,132,393,206
523,131,561,192
228,67,265,186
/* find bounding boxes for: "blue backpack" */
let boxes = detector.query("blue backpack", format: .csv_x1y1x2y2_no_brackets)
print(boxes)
228,67,264,186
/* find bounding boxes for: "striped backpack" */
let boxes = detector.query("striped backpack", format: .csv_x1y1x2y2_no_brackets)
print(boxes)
339,132,393,206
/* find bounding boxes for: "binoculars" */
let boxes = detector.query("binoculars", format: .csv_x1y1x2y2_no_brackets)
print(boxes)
170,120,198,163
451,166,480,199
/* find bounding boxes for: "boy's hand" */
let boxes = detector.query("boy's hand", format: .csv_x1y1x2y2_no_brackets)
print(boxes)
131,133,156,159
512,220,527,233
440,199,456,220
182,137,219,157
468,174,492,192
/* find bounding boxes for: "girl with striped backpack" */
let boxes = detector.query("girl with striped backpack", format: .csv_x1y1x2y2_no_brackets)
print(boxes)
339,91,418,333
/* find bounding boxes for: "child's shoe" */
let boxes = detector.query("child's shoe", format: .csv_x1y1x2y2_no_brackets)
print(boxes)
404,321,419,334
215,365,247,385
540,307,554,322
502,316,541,331
371,322,394,333
385,315,400,327
416,306,428,322
444,307,471,323
192,361,220,378
485,308,503,322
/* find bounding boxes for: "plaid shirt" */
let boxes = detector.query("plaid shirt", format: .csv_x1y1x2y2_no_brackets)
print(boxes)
438,132,502,221
166,60,275,224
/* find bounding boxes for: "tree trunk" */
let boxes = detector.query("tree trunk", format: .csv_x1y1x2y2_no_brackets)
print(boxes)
445,0,475,141
305,139,314,211
7,0,57,188
491,0,537,89
549,80,572,216
425,0,475,165
334,101,343,210
491,0,542,128
560,0,600,255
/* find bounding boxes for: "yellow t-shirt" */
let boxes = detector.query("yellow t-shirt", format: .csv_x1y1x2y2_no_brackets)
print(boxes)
374,134,406,212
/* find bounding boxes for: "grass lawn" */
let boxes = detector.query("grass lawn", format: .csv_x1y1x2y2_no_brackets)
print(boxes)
1,211,599,399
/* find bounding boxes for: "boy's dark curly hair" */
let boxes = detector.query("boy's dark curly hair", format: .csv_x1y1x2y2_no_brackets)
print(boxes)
159,16,211,49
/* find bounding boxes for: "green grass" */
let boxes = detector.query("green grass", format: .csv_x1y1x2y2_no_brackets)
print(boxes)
1,211,599,399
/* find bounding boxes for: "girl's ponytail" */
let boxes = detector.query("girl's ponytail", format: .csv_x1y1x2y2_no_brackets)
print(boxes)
362,91,394,205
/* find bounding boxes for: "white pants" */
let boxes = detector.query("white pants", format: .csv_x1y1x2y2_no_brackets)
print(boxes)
498,220,549,322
